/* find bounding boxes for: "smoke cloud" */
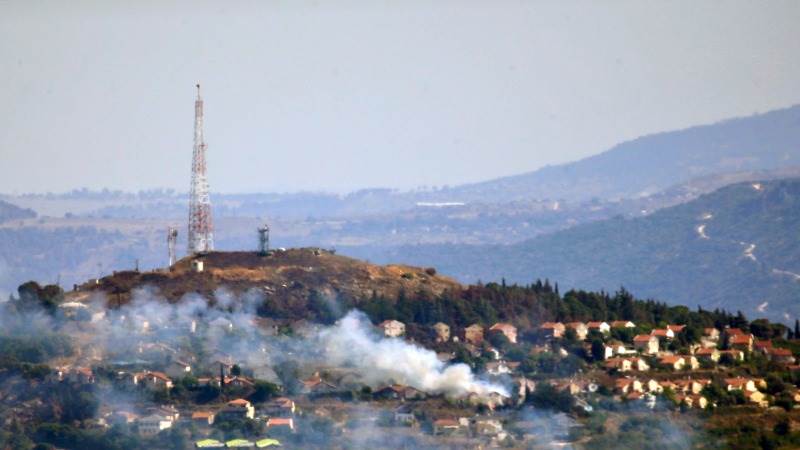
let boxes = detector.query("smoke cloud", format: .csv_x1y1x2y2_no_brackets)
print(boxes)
316,310,507,397
21,287,504,401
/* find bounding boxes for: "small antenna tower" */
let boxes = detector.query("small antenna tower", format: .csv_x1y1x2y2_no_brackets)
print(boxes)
167,227,178,267
187,83,214,254
258,224,270,255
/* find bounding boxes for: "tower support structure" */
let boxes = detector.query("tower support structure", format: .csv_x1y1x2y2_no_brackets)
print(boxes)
187,84,214,254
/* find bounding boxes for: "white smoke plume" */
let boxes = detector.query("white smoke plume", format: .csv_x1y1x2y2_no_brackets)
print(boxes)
41,288,504,400
316,310,508,397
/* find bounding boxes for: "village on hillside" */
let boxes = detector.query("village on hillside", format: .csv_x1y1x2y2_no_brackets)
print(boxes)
6,273,800,449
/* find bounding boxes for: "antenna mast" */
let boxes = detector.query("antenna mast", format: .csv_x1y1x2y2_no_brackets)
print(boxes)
258,224,270,255
187,83,214,254
167,227,178,267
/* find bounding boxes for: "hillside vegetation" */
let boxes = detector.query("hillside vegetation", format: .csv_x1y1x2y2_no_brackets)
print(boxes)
358,178,800,321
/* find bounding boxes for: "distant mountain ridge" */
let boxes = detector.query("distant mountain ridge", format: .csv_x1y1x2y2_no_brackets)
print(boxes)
0,199,35,223
346,178,800,322
428,104,800,203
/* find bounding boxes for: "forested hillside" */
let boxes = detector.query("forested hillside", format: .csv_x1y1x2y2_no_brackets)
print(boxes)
348,178,800,322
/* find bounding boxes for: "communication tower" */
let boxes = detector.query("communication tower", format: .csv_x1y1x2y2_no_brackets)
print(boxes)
187,84,214,254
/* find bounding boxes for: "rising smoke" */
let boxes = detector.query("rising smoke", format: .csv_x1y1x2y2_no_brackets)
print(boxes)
317,310,508,397
45,288,505,399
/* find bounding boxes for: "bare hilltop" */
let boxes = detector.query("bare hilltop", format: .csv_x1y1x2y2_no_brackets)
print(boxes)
73,248,461,307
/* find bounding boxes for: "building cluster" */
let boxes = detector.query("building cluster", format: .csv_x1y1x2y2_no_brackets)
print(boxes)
533,320,799,409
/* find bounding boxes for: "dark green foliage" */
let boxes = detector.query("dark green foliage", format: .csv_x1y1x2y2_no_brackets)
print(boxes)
591,339,606,362
528,383,574,413
0,334,73,364
248,380,280,403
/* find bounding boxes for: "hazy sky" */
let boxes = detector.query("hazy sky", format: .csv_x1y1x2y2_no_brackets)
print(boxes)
2,1,799,194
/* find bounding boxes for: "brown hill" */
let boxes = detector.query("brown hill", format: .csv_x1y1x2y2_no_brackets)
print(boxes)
76,248,461,308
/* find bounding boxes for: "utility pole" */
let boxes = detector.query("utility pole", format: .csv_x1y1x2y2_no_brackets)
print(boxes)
258,224,270,255
167,227,178,267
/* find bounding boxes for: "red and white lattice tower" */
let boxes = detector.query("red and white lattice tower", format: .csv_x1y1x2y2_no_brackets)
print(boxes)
187,84,214,254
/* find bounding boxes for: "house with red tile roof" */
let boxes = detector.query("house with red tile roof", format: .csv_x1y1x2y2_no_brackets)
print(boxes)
540,322,565,339
695,347,720,362
133,371,173,390
191,411,215,426
658,355,698,370
587,321,610,333
725,377,757,392
767,347,796,364
728,333,754,351
718,349,745,362
650,328,675,339
489,323,518,344
667,325,686,333
633,334,659,354
266,417,295,431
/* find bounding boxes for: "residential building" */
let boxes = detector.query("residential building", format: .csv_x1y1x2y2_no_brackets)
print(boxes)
728,333,754,351
695,347,720,362
673,379,711,394
266,417,295,432
137,414,173,436
133,371,173,390
744,390,768,408
604,358,632,372
645,379,663,393
540,322,565,339
489,323,518,344
675,394,708,409
767,347,796,364
587,321,611,334
615,378,643,394
464,324,484,345
703,328,720,341
610,321,636,329
433,419,463,436
217,399,255,420
633,334,659,355
566,322,588,340
377,320,405,338
474,418,504,436
191,411,215,426
263,397,296,416
165,360,192,379
302,372,338,395
725,377,757,392
658,355,686,371
650,329,675,340
432,322,450,343
719,349,745,362
667,325,686,334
